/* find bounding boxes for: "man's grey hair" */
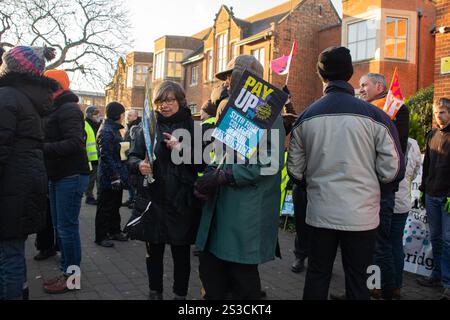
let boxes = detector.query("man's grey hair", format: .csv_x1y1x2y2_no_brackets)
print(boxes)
127,109,139,117
366,73,388,91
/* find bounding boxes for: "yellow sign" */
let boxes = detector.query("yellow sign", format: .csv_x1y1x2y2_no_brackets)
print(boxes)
441,57,450,75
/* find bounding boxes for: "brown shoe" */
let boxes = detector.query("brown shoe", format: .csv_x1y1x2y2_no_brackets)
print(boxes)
370,289,382,300
392,288,401,300
44,275,70,294
43,274,65,286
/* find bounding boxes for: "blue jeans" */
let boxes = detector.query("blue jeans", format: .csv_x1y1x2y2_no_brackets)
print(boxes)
426,194,450,288
391,212,409,289
374,190,395,292
49,175,89,275
0,238,26,300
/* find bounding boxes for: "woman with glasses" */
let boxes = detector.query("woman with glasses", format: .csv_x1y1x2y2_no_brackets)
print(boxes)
128,81,201,300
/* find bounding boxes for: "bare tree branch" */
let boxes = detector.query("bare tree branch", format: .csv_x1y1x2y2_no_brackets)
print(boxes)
1,0,133,88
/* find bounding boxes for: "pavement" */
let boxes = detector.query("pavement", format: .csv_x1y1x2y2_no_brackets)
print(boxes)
25,197,443,300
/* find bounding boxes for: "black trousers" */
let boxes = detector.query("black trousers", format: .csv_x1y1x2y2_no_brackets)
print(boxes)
35,198,56,251
95,189,123,243
145,243,191,297
303,226,377,300
85,162,98,199
293,184,309,260
199,251,261,300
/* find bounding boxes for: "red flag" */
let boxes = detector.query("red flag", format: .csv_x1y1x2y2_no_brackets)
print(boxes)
383,68,404,120
270,40,297,75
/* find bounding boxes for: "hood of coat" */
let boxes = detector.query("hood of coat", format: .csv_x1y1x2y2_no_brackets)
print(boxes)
0,72,59,116
54,90,79,108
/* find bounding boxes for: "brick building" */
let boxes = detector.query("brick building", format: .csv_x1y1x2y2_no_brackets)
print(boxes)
73,90,106,116
174,0,341,114
105,51,153,115
105,1,441,117
342,0,436,98
150,0,438,114
434,0,450,104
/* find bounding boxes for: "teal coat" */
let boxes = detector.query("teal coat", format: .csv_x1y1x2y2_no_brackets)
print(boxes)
195,116,286,264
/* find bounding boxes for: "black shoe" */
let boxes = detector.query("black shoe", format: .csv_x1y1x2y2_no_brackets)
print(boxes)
22,287,29,300
329,293,346,300
416,277,442,288
149,290,163,300
122,200,131,207
34,249,57,261
96,239,114,247
291,258,305,273
85,197,98,205
109,233,128,242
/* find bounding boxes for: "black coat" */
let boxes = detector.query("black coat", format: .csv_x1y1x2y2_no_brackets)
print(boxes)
97,119,129,190
43,90,90,181
124,117,142,143
128,107,201,245
0,72,58,240
420,125,450,197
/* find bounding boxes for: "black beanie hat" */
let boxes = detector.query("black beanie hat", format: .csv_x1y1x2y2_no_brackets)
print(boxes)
317,46,354,82
106,102,125,121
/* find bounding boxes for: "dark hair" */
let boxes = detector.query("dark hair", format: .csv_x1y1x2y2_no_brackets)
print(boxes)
153,81,186,107
439,98,450,111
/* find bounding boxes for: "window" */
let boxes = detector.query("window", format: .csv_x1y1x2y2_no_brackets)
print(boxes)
167,51,183,78
126,65,134,88
191,65,199,86
217,33,228,73
231,42,239,60
135,65,148,85
347,19,377,62
385,17,408,60
189,104,198,114
206,50,213,81
154,52,164,80
251,47,265,68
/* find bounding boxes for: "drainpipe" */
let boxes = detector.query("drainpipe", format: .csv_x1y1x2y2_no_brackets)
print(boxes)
417,10,423,91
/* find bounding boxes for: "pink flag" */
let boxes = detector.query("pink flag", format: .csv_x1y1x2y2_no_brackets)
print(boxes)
270,40,297,75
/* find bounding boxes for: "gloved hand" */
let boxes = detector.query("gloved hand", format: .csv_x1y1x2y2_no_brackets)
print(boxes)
111,179,122,191
445,197,450,214
194,168,234,200
419,192,426,208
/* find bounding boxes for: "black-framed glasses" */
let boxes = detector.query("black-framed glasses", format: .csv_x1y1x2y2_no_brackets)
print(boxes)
155,97,177,106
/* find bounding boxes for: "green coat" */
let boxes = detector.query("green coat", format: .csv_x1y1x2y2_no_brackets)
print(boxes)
195,116,286,264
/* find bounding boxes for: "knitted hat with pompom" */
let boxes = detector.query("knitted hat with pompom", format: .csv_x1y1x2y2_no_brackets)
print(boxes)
0,46,56,76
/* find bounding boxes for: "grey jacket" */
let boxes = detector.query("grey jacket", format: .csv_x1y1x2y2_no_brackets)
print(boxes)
287,81,405,231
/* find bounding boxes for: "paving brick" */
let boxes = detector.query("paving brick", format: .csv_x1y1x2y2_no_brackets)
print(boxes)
25,196,443,300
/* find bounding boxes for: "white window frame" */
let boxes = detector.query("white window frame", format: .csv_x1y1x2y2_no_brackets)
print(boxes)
206,50,213,81
230,41,239,60
385,17,408,60
251,47,265,68
191,65,199,86
167,50,183,78
154,52,165,80
216,32,228,73
126,65,134,88
347,19,377,62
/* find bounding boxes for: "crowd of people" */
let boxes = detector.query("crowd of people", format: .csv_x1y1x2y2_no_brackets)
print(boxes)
0,44,449,301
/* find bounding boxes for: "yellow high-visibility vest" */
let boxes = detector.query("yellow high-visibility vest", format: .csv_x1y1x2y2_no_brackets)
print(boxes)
84,121,98,162
280,152,289,212
198,117,217,177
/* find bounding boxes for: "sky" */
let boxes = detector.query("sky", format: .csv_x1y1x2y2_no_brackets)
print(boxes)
126,0,342,52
